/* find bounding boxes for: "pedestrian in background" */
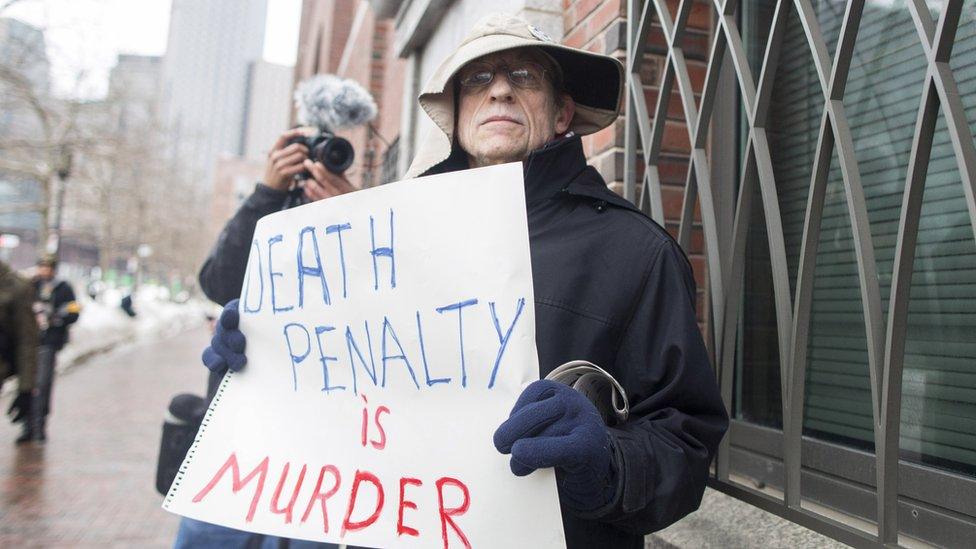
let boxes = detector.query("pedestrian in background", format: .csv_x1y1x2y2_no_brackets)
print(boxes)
0,259,38,444
29,254,80,443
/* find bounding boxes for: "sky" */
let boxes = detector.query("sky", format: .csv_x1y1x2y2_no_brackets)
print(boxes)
3,0,302,99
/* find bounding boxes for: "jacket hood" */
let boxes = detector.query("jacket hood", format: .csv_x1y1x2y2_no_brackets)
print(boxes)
404,13,625,179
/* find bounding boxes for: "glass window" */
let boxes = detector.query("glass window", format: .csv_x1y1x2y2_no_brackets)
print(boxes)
738,0,976,478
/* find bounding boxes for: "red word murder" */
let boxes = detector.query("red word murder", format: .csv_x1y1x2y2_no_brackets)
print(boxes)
192,452,472,548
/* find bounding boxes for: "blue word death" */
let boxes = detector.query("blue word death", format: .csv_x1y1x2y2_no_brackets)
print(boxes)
241,209,398,313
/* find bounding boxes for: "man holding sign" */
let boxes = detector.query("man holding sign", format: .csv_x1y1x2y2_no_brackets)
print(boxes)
193,13,727,549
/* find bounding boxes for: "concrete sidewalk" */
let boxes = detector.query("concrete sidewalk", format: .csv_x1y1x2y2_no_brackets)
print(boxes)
646,488,848,548
0,325,211,548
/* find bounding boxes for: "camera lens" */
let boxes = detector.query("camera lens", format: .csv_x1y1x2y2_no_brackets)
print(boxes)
314,137,354,174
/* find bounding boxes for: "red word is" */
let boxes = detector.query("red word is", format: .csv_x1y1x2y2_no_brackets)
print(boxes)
360,394,390,450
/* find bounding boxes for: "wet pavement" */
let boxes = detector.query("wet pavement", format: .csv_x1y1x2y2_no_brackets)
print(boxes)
0,325,210,548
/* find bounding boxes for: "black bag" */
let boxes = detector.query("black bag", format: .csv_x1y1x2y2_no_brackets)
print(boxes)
155,393,208,495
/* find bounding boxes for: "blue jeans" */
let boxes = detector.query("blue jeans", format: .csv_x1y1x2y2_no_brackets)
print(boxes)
173,517,339,549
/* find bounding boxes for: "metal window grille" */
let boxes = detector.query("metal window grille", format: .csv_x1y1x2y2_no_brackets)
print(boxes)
624,0,976,546
380,135,400,185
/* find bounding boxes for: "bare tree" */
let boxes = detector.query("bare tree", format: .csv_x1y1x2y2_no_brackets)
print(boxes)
1,16,207,288
0,17,97,251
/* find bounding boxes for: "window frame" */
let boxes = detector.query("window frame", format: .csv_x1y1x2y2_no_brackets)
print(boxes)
722,420,976,547
623,0,976,546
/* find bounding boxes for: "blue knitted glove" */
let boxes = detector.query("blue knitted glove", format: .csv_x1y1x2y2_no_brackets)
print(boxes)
201,299,247,373
493,379,615,512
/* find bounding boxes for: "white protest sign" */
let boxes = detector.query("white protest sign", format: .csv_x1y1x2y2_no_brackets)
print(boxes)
163,163,567,548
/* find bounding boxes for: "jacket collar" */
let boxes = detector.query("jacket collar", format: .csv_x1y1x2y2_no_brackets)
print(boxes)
420,133,643,215
522,134,587,205
526,135,644,216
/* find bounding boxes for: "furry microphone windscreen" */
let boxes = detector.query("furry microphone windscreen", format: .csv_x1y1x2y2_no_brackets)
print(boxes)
293,75,378,131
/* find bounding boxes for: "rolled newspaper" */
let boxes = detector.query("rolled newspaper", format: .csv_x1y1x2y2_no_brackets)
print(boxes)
544,360,629,425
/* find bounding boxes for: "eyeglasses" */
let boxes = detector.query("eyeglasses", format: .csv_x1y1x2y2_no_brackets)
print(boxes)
457,61,549,91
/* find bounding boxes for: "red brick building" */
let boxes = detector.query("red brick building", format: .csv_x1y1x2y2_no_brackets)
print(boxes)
293,0,405,189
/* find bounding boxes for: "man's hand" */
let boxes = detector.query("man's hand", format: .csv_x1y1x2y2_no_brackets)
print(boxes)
32,302,49,331
264,129,310,191
302,159,357,202
202,299,247,373
7,391,31,423
494,379,615,512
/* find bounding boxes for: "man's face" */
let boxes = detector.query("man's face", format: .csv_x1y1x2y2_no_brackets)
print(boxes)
456,49,574,168
37,265,54,280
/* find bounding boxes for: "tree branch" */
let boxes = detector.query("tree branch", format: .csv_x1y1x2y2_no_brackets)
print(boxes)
0,202,43,215
0,157,47,178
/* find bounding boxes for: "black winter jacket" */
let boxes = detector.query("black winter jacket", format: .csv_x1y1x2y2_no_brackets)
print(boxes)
198,136,728,548
0,262,38,390
32,278,79,351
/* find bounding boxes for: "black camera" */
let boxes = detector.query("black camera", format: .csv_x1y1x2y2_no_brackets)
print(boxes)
288,74,376,182
288,132,354,176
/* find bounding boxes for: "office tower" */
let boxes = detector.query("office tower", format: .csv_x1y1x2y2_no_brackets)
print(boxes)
160,0,269,185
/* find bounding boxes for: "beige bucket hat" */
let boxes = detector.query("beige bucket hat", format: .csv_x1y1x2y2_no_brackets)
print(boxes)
404,12,625,179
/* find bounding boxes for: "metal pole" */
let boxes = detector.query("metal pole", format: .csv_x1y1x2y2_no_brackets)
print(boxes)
623,0,638,204
49,146,72,261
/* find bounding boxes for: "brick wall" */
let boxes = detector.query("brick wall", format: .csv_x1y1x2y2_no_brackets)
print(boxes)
295,0,357,84
375,20,406,168
332,5,375,189
293,1,405,190
562,0,625,186
562,0,713,332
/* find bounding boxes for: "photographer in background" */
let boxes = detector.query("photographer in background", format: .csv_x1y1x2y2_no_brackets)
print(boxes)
198,75,377,308
197,127,356,306
181,75,376,549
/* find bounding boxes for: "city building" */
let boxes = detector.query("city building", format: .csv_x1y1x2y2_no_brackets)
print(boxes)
159,0,269,186
0,17,50,269
293,0,405,189
243,59,294,162
109,54,164,131
69,54,168,275
0,17,49,102
208,60,293,239
208,154,266,246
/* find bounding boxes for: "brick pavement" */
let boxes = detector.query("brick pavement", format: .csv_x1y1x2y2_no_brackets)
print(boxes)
0,325,211,548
